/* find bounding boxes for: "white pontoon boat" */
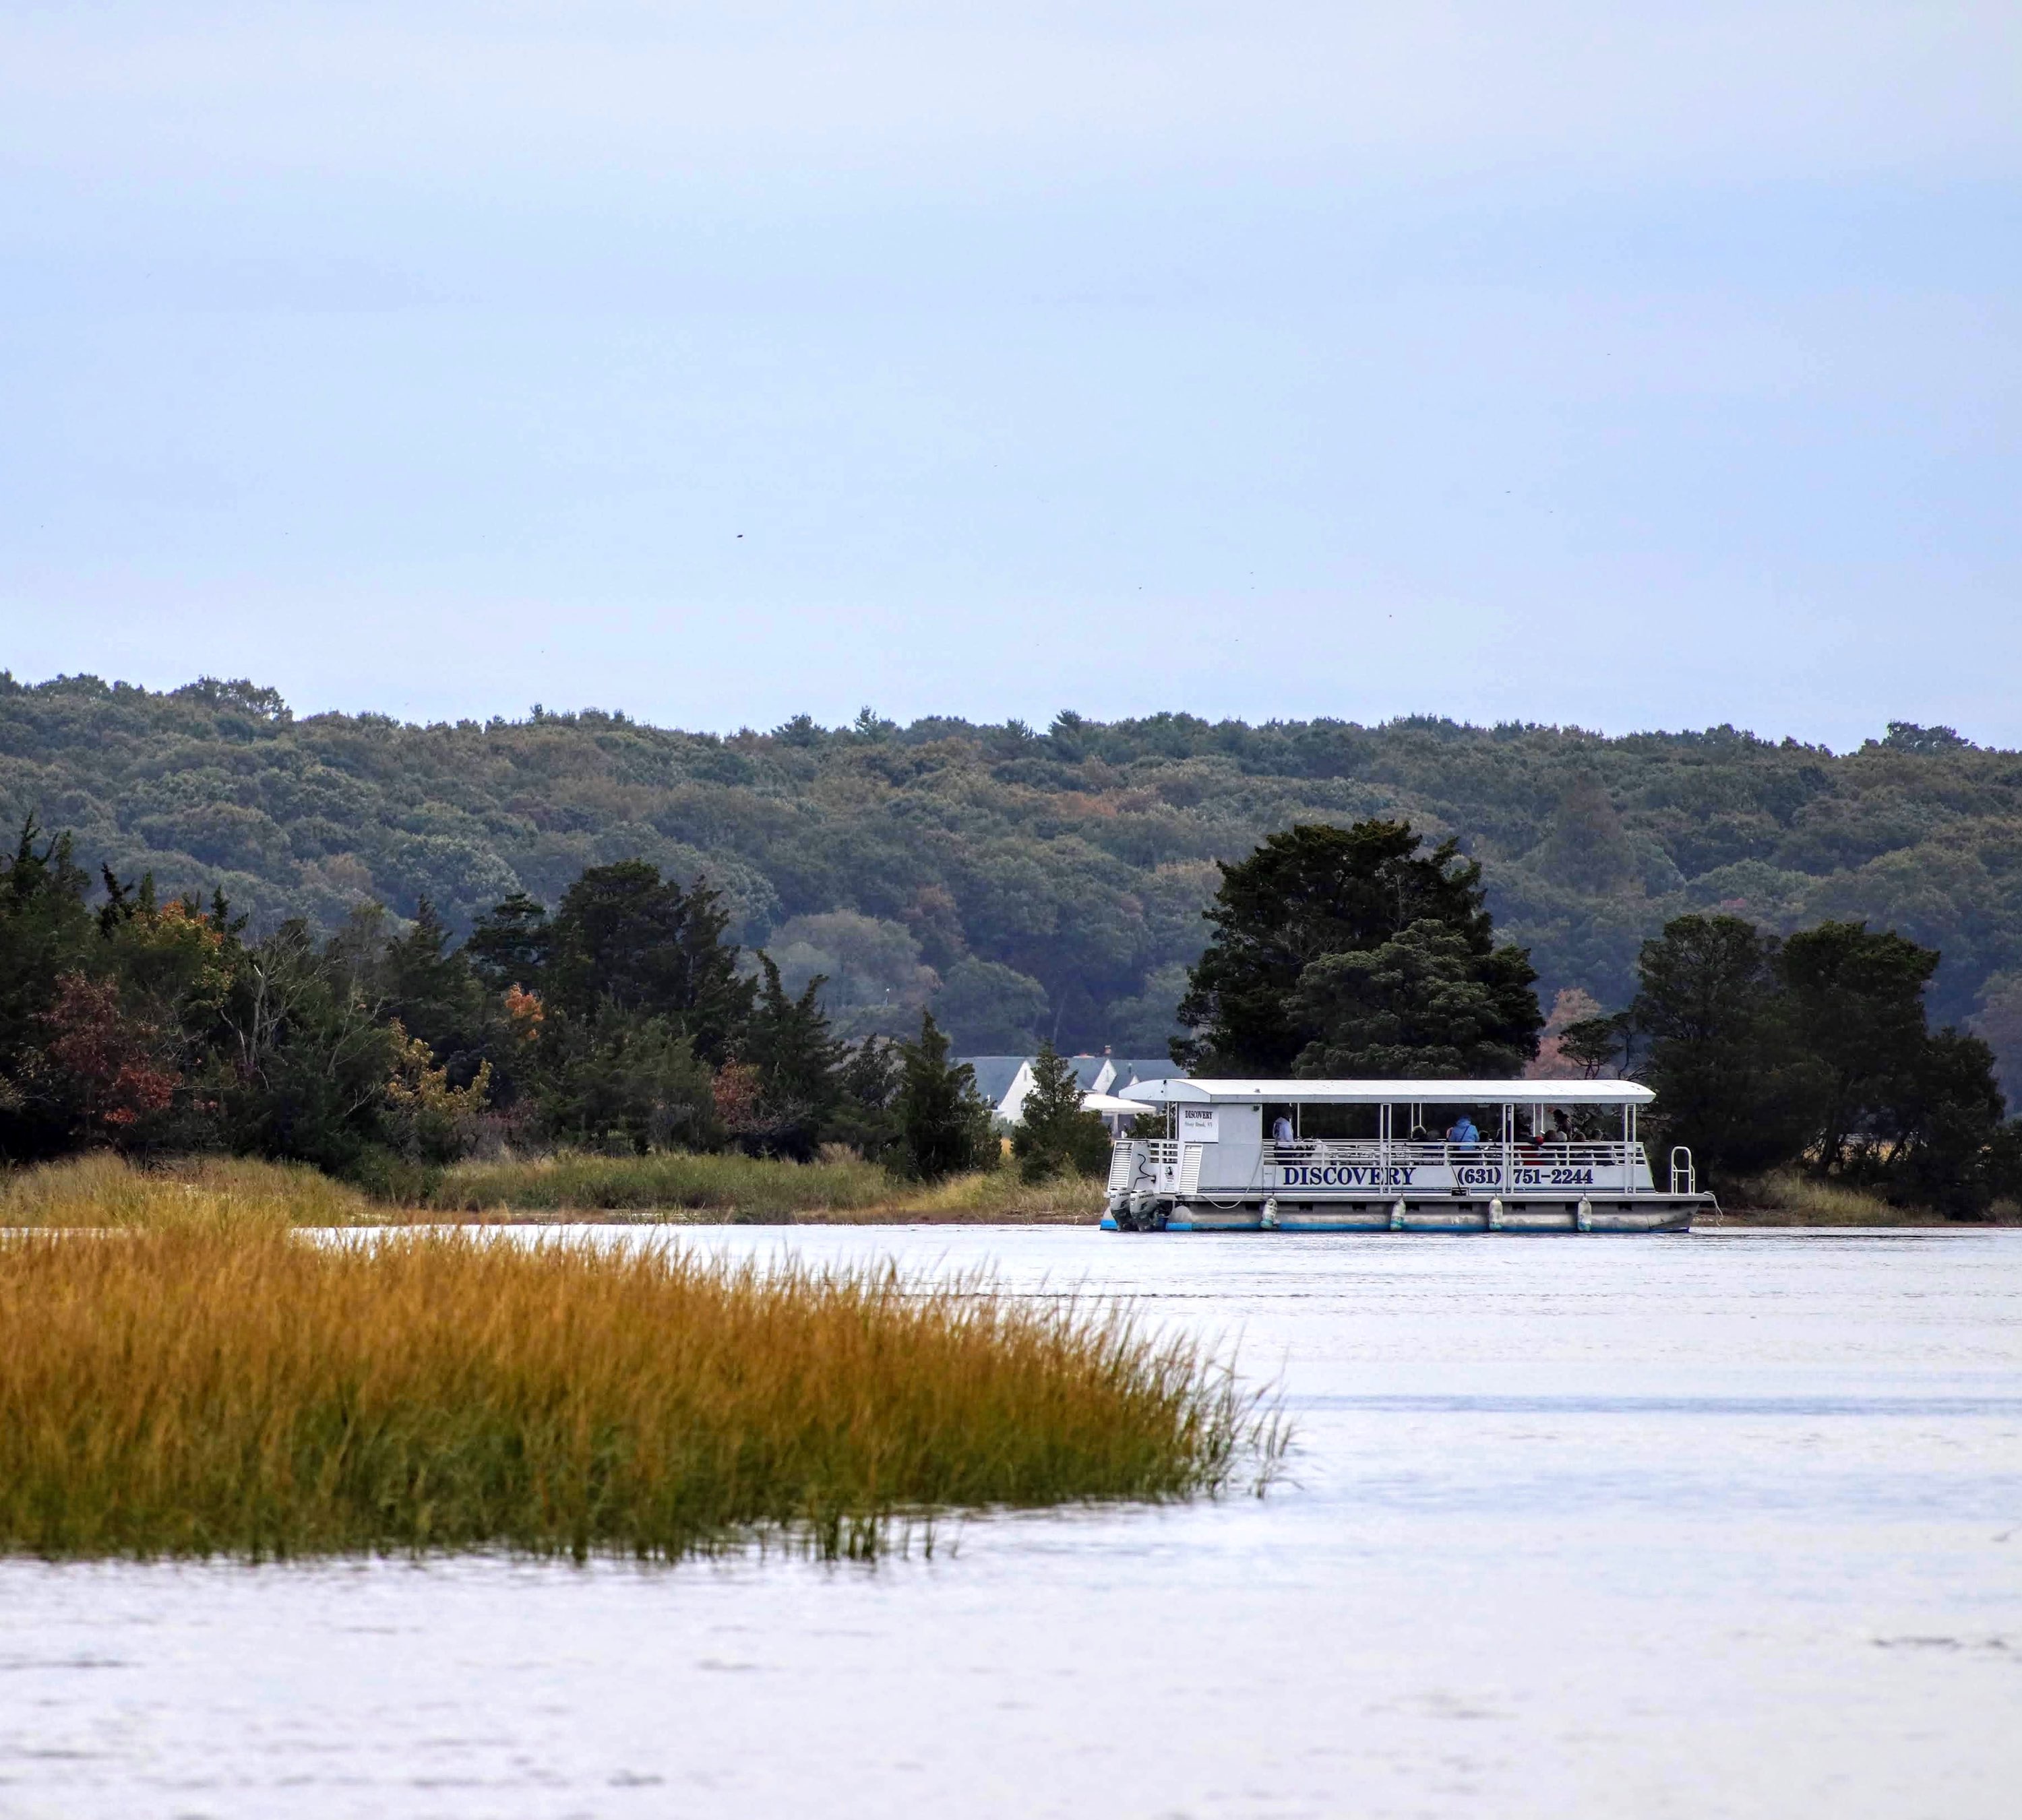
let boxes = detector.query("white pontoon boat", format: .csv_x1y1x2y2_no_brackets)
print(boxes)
1103,1078,1707,1232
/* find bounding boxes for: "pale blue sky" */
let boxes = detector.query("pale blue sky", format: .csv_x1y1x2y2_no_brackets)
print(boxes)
2,3,2017,747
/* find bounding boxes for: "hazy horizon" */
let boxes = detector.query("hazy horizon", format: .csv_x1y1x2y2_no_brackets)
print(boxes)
3,4,2017,747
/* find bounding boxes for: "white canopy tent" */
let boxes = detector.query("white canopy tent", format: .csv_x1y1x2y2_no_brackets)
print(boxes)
1118,1077,1653,1152
1082,1092,1153,1117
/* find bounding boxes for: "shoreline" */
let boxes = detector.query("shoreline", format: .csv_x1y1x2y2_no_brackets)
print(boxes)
405,1205,2017,1230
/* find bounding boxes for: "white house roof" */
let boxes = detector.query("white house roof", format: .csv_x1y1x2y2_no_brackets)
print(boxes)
959,1057,1031,1108
1120,1077,1655,1107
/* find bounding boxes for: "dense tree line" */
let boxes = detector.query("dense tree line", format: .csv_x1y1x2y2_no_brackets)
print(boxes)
1173,817,2021,1216
5,674,2022,1101
1627,914,2019,1216
9,782,2018,1212
0,824,1000,1187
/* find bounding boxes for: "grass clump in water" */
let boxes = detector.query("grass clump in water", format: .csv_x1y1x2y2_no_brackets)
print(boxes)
0,1211,1278,1562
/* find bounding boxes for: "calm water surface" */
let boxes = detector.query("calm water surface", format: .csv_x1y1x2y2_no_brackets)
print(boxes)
3,1228,2019,1819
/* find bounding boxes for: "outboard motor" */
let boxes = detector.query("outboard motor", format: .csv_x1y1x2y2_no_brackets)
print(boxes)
1108,1189,1173,1232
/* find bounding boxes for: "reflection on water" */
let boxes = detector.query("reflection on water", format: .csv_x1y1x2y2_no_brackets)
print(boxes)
3,1229,2019,1819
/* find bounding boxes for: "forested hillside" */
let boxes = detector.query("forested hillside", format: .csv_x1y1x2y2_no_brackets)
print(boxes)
5,672,2020,1091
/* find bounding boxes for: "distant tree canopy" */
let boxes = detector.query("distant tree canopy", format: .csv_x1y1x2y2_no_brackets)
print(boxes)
1177,821,1543,1077
5,672,2022,1095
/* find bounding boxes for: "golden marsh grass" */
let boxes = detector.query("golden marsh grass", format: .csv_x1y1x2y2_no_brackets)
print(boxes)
0,1180,1277,1562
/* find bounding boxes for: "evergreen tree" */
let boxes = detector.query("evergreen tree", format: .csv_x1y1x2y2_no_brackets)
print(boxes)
1287,919,1541,1078
464,891,552,992
377,898,494,1086
735,955,846,1157
545,861,754,1065
894,1010,994,1181
1177,820,1540,1076
536,1007,719,1154
1012,1041,1113,1181
826,1036,907,1164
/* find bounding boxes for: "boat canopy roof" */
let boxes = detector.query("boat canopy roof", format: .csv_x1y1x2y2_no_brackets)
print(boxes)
1120,1077,1655,1107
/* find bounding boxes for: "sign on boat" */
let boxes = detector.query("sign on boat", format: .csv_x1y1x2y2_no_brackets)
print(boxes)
1103,1077,1708,1233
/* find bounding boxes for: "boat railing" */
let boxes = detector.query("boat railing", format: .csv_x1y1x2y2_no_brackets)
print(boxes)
1269,1139,1645,1168
1109,1136,1181,1196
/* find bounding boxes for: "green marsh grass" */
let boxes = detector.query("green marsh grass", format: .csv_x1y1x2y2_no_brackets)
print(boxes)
1724,1168,1958,1225
421,1149,1105,1223
424,1148,900,1218
0,1189,1278,1562
0,1151,376,1228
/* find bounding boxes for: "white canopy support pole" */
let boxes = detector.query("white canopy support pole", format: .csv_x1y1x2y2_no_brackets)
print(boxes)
1623,1102,1632,1195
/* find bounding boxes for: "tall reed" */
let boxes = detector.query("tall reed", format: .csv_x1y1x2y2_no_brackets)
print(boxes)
0,1209,1277,1562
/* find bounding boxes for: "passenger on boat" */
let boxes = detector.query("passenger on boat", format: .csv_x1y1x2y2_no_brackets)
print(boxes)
1445,1114,1480,1152
1272,1112,1294,1145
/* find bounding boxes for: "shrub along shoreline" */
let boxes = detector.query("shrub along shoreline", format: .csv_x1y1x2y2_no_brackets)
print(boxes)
0,1164,1279,1562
